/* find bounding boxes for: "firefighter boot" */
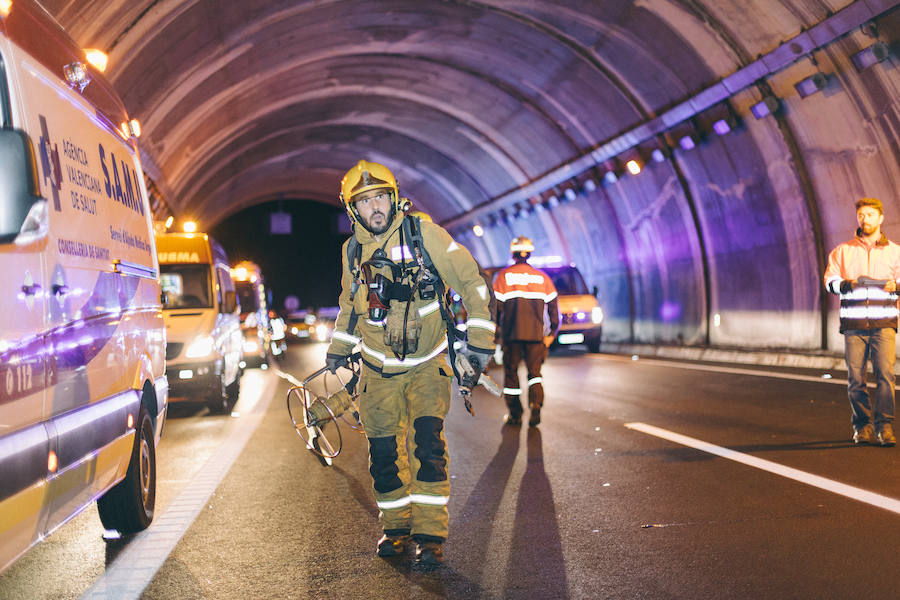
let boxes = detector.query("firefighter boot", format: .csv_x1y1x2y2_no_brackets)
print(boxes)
376,532,411,557
414,541,444,569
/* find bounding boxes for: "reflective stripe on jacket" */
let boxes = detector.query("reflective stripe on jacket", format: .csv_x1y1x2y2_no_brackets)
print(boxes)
327,214,495,372
493,262,560,342
824,234,900,332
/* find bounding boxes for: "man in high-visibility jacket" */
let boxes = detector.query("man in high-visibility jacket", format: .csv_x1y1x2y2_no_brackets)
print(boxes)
824,197,898,447
492,236,560,427
326,160,496,568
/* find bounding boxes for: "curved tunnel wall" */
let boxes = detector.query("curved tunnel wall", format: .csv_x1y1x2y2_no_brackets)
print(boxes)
457,5,900,353
45,1,900,354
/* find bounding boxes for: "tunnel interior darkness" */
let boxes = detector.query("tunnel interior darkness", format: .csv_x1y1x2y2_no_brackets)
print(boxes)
40,0,900,352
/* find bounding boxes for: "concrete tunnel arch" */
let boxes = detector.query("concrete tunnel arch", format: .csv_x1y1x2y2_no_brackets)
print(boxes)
44,0,900,353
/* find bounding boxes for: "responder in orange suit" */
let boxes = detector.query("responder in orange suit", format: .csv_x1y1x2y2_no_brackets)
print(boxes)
492,236,560,426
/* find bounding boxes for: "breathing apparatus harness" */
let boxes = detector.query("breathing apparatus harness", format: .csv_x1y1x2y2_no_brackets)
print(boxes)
346,213,453,363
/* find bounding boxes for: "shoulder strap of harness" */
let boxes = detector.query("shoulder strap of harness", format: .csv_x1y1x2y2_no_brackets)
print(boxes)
401,215,462,371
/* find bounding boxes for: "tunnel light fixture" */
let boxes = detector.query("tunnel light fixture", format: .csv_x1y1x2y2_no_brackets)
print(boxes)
563,188,577,202
794,72,827,98
128,118,141,138
651,148,666,163
678,134,697,151
712,119,731,135
0,0,11,18
750,96,780,119
603,171,618,185
182,220,198,233
625,159,642,175
547,194,560,208
164,215,174,229
472,224,484,237
852,42,890,72
84,48,108,72
583,178,597,193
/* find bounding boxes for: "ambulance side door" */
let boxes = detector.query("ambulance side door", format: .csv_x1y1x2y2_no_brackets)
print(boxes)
0,41,51,571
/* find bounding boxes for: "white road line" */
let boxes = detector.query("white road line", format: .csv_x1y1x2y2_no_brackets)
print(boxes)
624,422,900,515
80,371,280,600
601,354,851,385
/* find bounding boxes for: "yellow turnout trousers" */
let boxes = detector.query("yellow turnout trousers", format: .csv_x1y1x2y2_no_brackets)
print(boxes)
359,357,452,542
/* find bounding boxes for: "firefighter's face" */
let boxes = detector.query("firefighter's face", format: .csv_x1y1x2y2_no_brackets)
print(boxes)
857,206,883,236
354,189,392,234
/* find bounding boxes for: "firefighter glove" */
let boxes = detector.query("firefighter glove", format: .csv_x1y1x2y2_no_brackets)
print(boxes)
325,353,349,373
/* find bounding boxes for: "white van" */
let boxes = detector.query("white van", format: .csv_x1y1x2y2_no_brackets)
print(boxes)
156,232,242,413
0,1,168,573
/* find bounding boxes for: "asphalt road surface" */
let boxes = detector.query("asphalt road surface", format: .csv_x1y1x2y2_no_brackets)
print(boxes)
1,344,898,599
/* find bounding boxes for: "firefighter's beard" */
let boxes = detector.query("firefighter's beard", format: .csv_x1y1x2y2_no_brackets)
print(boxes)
363,210,391,235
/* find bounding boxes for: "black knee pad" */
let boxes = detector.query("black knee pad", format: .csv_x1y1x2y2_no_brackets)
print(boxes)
413,416,447,482
368,436,403,493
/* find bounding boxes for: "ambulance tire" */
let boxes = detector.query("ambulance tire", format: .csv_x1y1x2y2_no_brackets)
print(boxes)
586,329,602,353
206,372,230,414
226,377,240,406
97,406,156,534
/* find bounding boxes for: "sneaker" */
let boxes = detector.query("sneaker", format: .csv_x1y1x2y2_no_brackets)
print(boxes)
376,534,410,557
504,414,522,426
876,423,896,447
528,407,541,427
413,542,444,569
853,424,875,445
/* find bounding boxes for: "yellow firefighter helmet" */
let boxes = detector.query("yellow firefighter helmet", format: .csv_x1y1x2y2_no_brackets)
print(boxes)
510,236,535,258
339,160,400,227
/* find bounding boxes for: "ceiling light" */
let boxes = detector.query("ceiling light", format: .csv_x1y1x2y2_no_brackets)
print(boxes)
678,134,697,151
603,171,618,185
651,148,666,163
183,221,197,233
625,159,642,175
851,42,889,72
750,96,780,119
794,73,827,98
472,224,484,237
564,188,577,201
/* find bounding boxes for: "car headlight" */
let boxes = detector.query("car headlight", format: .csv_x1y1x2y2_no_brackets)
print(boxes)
185,335,215,358
591,307,603,324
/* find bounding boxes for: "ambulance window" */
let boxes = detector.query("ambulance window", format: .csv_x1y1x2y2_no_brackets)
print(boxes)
0,53,11,127
159,265,212,309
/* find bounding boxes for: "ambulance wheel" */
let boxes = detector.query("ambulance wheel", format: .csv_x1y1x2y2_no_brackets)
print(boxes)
586,329,602,353
97,406,156,534
226,377,240,406
207,372,230,414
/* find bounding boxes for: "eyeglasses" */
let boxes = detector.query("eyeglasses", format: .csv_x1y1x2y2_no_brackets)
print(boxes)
356,192,391,204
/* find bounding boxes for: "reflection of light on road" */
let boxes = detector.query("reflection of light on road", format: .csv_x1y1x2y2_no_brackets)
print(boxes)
625,422,900,515
232,369,268,414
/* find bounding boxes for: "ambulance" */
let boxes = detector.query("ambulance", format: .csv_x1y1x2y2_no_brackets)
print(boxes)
156,232,243,413
0,0,168,573
231,260,273,368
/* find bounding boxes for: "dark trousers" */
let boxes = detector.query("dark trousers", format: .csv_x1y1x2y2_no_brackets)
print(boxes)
502,341,546,416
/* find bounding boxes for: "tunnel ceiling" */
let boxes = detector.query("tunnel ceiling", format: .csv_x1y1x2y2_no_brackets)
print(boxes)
42,0,858,227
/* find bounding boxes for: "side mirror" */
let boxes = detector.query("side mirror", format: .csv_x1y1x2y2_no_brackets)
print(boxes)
222,290,238,313
592,285,599,297
0,129,44,244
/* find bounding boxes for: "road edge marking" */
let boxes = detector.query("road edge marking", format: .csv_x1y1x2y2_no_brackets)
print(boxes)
80,371,281,599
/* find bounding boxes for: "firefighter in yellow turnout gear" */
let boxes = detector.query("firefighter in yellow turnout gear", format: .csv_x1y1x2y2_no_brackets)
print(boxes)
326,160,495,568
